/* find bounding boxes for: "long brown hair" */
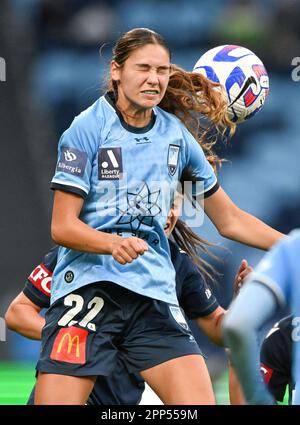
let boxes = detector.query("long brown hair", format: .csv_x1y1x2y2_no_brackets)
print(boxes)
160,65,235,171
173,166,225,282
107,27,236,170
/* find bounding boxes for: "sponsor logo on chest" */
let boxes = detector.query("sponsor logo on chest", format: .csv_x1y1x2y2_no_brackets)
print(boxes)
98,147,123,180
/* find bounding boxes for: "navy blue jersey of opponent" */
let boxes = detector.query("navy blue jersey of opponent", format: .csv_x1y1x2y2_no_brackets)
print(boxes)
260,315,294,404
25,240,219,405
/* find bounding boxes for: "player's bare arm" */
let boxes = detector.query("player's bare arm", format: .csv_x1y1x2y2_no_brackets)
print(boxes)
52,190,148,263
5,292,44,340
203,186,284,250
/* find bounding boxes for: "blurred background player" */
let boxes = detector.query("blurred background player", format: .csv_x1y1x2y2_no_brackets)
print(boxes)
229,314,293,405
260,315,294,404
5,200,251,404
223,230,300,404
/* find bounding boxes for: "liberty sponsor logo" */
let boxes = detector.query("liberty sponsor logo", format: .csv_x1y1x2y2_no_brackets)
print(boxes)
57,148,87,177
98,147,123,180
0,57,6,82
167,145,180,176
0,317,6,342
50,326,88,364
28,263,52,297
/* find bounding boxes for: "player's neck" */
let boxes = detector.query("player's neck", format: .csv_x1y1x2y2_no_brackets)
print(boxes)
116,98,152,128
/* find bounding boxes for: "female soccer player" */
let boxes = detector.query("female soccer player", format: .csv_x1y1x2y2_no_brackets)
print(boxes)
223,230,300,404
35,27,283,404
6,202,251,404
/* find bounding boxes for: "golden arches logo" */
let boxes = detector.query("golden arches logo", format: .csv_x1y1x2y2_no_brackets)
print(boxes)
50,326,88,364
57,332,80,357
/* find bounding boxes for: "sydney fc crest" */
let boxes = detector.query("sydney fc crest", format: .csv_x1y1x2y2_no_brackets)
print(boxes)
167,145,180,176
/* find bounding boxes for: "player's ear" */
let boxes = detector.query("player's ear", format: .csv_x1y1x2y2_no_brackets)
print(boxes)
111,60,121,83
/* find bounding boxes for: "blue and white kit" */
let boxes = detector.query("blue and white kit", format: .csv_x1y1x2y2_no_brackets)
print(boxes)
50,92,219,305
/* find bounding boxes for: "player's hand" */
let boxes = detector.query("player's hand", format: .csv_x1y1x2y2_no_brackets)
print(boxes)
111,237,148,265
233,259,253,297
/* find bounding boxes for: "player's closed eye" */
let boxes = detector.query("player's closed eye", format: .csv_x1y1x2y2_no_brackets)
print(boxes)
156,67,169,75
136,65,151,72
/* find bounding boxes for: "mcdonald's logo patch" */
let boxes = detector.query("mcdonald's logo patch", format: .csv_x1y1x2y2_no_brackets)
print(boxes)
50,326,88,364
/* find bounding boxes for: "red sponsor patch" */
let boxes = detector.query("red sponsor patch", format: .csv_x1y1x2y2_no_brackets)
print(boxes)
50,327,88,364
28,263,52,297
260,363,274,384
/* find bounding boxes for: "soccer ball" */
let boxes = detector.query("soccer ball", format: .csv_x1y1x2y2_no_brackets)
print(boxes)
193,45,269,123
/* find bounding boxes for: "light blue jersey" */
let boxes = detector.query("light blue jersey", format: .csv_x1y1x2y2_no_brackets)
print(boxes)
50,92,218,305
250,230,300,404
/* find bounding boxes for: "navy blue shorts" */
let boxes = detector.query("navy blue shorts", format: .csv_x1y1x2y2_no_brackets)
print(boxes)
36,281,202,377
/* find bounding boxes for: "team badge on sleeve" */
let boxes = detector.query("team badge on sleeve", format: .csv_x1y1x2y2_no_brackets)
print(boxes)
57,147,87,177
167,145,180,176
50,326,88,364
